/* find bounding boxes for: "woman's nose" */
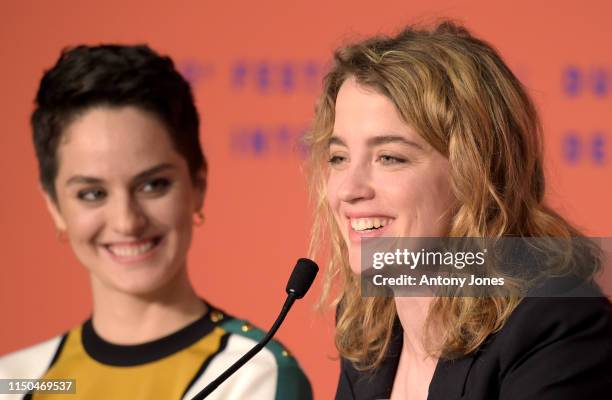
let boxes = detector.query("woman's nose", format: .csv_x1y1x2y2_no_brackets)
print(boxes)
336,164,375,204
108,195,148,236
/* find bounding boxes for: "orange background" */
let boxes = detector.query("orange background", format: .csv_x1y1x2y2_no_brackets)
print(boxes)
1,1,611,398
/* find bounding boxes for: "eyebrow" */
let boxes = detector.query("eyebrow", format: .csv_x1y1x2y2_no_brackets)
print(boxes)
328,134,424,150
65,163,176,186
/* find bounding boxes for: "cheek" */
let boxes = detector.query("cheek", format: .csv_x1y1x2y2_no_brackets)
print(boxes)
408,177,454,232
148,191,195,233
326,177,345,228
62,205,104,243
427,172,454,215
382,172,452,232
148,202,191,232
378,173,418,211
325,176,337,205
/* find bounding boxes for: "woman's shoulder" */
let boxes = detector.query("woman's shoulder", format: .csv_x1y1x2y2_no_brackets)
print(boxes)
498,283,611,350
184,306,313,400
216,315,301,368
0,333,68,380
218,313,313,395
472,287,612,399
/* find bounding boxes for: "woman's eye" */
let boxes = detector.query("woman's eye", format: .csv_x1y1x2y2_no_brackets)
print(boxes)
328,155,347,165
140,178,171,194
378,155,407,165
77,188,106,202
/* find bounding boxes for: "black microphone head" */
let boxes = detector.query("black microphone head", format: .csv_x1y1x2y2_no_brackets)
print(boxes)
286,258,319,299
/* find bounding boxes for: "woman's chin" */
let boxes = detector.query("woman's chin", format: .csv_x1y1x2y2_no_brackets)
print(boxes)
91,269,179,298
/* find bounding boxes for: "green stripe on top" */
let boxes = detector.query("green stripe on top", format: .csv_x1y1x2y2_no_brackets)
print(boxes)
219,319,313,400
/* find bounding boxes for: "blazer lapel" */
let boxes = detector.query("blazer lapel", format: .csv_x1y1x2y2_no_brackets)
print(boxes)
348,320,403,399
428,353,476,400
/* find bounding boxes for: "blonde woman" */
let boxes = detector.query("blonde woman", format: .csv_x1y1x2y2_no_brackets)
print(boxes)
305,22,611,400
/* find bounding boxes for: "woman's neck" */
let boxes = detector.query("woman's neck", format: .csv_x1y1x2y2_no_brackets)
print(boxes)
90,268,207,345
394,296,439,358
391,297,441,400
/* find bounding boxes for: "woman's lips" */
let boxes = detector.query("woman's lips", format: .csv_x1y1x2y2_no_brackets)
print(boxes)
102,236,164,264
346,217,394,243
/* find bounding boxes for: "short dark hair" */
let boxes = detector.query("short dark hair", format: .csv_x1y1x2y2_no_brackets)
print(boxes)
31,44,206,200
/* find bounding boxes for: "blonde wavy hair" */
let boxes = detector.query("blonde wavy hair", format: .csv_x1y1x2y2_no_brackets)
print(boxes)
304,21,599,370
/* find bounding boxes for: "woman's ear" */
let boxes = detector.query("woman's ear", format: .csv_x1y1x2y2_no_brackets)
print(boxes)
42,188,67,232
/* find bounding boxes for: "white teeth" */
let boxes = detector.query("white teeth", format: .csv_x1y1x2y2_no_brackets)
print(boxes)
350,218,391,232
108,240,155,257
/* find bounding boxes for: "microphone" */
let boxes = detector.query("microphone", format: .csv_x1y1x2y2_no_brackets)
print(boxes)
190,258,319,400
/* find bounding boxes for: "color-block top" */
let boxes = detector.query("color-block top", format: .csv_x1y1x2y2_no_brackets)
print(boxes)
0,305,312,400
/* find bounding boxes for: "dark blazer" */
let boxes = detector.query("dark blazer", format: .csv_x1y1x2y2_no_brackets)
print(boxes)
335,283,612,399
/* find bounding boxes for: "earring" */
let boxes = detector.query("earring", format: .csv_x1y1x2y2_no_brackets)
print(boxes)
56,228,67,242
193,211,205,227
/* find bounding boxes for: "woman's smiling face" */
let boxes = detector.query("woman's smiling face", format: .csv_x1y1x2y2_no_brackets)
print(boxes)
46,106,204,295
326,78,454,274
